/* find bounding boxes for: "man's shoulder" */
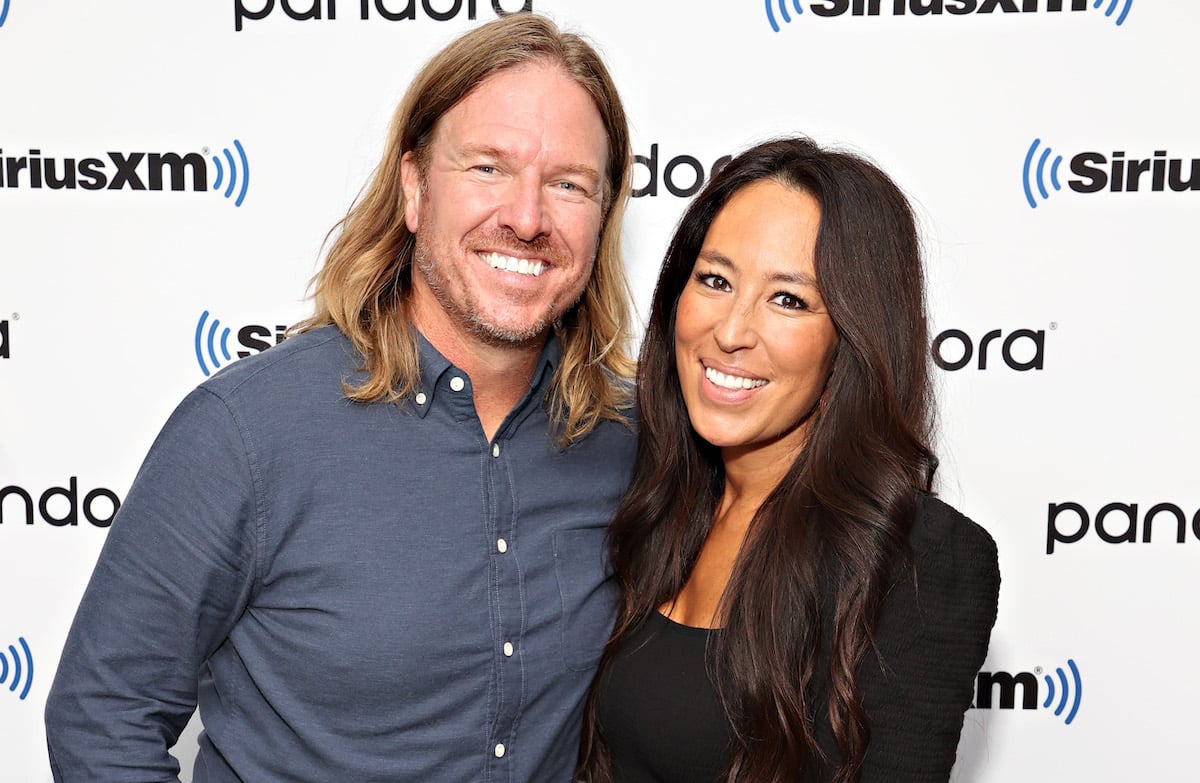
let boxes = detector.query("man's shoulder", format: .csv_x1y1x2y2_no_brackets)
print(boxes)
198,325,359,402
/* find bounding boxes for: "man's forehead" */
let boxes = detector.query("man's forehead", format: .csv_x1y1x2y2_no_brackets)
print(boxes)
430,61,608,156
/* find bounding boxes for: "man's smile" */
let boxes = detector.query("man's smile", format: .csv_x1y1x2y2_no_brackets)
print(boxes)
482,251,547,277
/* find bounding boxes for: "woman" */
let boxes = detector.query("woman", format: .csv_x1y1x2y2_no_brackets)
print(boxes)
580,137,1000,783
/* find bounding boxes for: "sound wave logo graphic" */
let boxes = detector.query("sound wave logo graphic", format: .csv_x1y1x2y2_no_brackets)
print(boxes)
1093,0,1132,26
0,637,33,701
1042,658,1083,725
195,310,232,377
0,0,10,28
210,140,250,208
765,0,803,32
1022,138,1063,208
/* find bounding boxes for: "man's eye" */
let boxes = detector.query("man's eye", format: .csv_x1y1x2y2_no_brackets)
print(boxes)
475,165,496,174
556,181,584,193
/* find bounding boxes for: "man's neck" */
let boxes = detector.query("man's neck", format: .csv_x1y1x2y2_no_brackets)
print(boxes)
413,310,546,442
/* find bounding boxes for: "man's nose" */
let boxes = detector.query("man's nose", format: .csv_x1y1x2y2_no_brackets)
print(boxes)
499,176,551,241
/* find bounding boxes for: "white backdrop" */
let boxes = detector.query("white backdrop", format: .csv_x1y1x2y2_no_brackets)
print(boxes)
2,1,1197,780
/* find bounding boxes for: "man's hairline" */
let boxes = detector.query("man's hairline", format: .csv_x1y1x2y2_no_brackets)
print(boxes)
410,57,617,209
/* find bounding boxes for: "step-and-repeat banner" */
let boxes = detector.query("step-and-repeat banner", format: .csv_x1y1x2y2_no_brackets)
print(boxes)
2,2,1195,780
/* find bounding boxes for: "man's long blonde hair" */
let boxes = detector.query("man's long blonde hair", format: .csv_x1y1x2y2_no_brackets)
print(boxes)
297,14,635,444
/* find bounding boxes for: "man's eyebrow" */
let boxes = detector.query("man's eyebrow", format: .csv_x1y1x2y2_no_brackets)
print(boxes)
555,162,602,182
457,145,601,179
696,249,818,287
458,142,511,160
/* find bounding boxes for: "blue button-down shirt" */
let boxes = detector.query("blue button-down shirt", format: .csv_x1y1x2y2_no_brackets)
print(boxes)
46,326,634,782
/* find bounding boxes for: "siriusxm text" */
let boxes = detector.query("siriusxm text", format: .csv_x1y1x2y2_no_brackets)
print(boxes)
0,149,206,192
1070,151,1200,193
809,0,1087,16
238,324,288,356
973,670,1039,710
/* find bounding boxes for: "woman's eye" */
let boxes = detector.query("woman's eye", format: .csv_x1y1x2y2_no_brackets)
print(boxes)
696,273,731,292
772,292,809,311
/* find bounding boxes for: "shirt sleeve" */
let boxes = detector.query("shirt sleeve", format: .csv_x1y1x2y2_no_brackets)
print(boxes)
44,387,259,782
856,502,1001,783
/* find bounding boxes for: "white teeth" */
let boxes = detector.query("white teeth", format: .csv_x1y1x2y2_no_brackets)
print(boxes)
484,252,545,277
705,367,767,390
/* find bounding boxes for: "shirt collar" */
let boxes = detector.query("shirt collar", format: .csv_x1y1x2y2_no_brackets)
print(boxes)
411,330,560,418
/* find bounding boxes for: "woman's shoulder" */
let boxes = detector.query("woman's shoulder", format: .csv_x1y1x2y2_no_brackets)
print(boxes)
908,493,1000,580
870,493,1001,663
850,495,1001,781
869,493,1001,657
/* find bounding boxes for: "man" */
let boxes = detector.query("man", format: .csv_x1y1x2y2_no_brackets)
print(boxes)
45,14,637,782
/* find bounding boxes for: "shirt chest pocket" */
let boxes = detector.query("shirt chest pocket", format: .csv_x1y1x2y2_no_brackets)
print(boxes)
553,527,618,672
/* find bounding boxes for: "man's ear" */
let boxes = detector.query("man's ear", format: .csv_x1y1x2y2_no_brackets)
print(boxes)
400,151,422,233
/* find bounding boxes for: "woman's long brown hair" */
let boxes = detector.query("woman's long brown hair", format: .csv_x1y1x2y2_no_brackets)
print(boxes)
579,137,937,782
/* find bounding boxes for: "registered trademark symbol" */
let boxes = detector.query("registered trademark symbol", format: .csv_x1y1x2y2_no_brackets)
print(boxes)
1049,322,1057,330
1034,666,1043,675
11,312,18,320
201,147,210,156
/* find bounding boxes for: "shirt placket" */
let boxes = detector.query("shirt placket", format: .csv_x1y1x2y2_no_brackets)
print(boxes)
485,424,522,781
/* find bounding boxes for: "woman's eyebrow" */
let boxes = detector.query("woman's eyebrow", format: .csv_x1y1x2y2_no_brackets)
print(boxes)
697,249,817,287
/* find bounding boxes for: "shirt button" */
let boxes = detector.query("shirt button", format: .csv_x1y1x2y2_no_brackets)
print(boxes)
503,642,514,657
415,392,427,405
494,743,506,758
492,443,500,458
449,376,465,392
497,538,508,554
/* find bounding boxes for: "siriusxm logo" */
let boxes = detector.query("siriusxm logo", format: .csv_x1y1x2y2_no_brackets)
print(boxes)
0,141,250,207
195,310,288,376
0,637,33,701
0,0,10,29
765,0,1131,31
765,0,804,32
931,327,1046,371
633,144,732,199
235,0,532,32
973,659,1082,725
0,319,9,359
0,479,121,528
1023,138,1199,208
1047,501,1200,554
1092,0,1131,25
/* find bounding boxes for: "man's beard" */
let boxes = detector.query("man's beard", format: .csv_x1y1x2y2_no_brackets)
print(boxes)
412,232,569,348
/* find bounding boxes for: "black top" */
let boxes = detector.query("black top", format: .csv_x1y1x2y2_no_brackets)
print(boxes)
594,495,1001,782
595,611,729,782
